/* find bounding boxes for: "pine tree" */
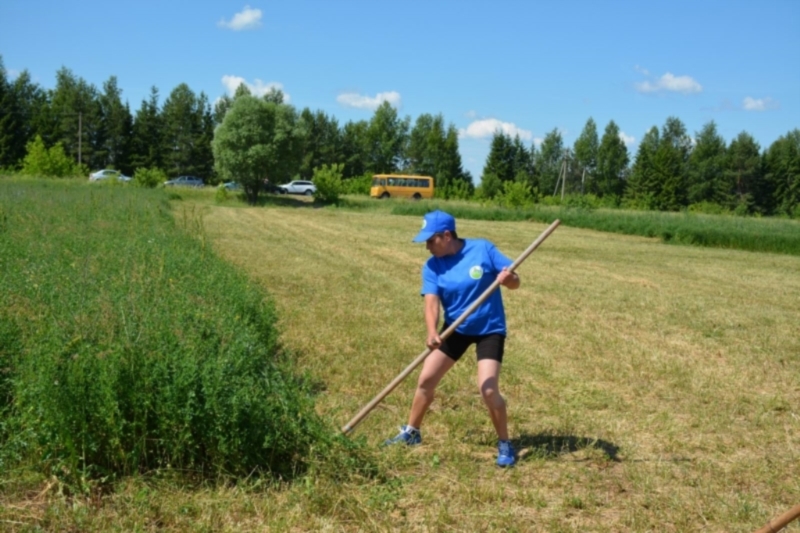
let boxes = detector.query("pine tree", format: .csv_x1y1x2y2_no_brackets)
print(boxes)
764,129,800,217
686,121,729,207
595,120,629,198
98,76,133,173
726,132,764,213
298,108,341,179
130,87,164,171
161,83,203,177
626,126,660,207
48,68,103,169
652,117,692,210
573,118,599,193
536,129,564,197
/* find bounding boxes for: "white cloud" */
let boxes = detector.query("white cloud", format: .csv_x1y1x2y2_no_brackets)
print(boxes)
465,110,478,119
742,96,778,112
618,131,636,146
635,72,702,94
221,75,290,102
336,91,401,110
8,68,20,80
458,118,533,141
218,5,262,31
634,65,650,76
533,137,544,148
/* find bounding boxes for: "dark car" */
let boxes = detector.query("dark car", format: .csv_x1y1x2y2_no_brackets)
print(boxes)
164,176,204,188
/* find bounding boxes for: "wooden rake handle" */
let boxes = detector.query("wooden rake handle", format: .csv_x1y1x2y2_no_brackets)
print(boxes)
341,219,561,435
754,503,800,533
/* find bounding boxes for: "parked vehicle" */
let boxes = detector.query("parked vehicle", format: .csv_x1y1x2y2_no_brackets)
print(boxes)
89,169,131,182
370,174,434,199
220,181,241,190
277,180,316,196
164,176,204,188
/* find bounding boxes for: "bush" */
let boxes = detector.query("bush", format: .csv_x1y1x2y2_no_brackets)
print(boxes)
342,172,372,195
496,180,533,208
20,135,82,178
133,167,168,188
0,181,372,486
313,163,344,204
689,201,730,216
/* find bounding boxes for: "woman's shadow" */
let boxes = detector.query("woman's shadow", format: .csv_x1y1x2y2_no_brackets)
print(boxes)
512,433,621,462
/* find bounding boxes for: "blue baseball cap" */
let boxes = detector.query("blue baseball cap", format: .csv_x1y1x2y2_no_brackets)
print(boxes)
412,210,456,242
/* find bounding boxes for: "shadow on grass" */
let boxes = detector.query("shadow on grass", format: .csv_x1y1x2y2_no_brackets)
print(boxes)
513,434,622,462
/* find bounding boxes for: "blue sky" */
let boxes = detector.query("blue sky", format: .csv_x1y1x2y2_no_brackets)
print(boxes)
1,0,798,181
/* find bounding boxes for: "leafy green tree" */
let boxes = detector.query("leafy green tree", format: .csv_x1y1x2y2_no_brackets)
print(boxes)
686,121,729,207
298,108,341,179
764,129,800,217
21,135,80,177
312,163,344,203
340,120,368,178
476,172,502,200
213,95,233,125
726,132,764,213
595,120,629,198
408,114,471,198
212,95,303,204
129,87,164,171
263,87,285,104
573,117,599,193
98,76,133,174
536,129,565,197
365,102,409,173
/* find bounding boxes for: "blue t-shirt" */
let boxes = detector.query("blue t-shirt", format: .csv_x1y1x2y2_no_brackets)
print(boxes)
421,239,513,336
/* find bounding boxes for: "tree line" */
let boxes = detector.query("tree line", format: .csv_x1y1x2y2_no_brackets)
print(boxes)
0,57,473,197
482,118,799,217
1,57,797,216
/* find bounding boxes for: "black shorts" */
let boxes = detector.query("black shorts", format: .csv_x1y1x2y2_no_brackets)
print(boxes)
438,327,506,363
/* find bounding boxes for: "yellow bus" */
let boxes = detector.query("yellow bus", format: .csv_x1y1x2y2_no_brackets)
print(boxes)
370,174,434,199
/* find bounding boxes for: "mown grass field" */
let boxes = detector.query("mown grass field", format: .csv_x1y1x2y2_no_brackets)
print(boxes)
198,195,799,531
2,185,799,532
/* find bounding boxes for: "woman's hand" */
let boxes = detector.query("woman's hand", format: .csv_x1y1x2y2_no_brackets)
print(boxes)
497,267,520,289
426,332,442,350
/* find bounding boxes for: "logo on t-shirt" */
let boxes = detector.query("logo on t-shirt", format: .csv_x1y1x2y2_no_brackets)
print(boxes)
469,265,483,279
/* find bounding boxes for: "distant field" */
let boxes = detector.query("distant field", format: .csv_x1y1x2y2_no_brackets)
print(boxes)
2,184,799,532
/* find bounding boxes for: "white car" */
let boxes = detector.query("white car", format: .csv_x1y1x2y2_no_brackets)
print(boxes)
89,169,131,182
277,180,316,196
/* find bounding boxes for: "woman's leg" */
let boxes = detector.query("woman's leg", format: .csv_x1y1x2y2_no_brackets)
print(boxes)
477,359,508,440
408,349,455,428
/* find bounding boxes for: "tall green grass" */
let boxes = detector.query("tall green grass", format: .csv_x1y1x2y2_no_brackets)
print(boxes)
0,179,372,486
391,201,800,256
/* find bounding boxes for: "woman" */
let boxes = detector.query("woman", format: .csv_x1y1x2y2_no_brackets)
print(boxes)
385,210,520,467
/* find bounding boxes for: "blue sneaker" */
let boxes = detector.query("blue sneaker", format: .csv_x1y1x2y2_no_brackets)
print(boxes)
497,440,516,467
383,425,422,446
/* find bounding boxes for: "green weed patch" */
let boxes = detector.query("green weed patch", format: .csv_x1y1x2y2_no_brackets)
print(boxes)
0,180,372,486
